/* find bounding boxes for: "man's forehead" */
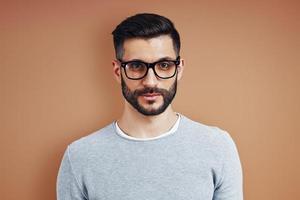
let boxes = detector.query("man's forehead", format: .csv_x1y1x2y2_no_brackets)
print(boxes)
122,35,177,61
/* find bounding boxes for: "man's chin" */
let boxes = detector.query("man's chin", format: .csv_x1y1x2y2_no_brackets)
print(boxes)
137,109,163,116
135,103,168,116
138,106,160,114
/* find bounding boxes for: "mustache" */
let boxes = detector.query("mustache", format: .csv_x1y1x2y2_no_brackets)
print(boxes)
134,87,167,96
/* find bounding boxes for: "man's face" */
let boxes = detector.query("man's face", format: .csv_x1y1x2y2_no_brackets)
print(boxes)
114,35,183,116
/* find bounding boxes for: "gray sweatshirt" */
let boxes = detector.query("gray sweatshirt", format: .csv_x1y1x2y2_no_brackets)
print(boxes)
56,114,243,200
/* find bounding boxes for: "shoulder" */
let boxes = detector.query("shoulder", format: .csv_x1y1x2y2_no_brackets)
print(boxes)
180,114,231,138
71,122,115,144
66,122,116,163
179,114,236,149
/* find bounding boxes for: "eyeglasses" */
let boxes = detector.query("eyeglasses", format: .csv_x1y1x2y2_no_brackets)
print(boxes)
118,56,180,80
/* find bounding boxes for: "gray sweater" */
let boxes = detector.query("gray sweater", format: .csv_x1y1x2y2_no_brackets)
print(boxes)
57,114,243,200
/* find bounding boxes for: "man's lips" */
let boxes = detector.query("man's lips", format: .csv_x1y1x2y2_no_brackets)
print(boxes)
140,93,161,101
142,93,161,97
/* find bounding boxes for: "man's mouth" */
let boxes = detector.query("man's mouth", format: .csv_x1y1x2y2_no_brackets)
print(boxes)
141,93,161,100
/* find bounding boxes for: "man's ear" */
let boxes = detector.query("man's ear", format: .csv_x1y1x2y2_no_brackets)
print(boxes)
177,58,185,81
112,60,121,84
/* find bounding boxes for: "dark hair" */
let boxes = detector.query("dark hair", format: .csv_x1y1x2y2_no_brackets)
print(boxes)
112,13,181,60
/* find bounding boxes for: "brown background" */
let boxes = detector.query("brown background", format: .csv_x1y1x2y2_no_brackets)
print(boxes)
1,0,299,199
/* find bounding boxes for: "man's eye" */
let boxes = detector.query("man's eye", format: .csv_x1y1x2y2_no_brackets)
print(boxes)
158,62,171,69
128,62,144,70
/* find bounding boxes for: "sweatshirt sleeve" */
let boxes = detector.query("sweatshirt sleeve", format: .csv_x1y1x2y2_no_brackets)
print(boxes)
56,146,88,200
213,131,243,200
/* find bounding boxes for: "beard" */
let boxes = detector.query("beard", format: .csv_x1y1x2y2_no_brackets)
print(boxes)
121,74,177,116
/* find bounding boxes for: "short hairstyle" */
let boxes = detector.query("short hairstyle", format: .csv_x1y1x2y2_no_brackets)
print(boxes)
112,13,181,60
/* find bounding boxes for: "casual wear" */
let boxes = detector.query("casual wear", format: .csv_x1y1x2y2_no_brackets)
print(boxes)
56,114,243,200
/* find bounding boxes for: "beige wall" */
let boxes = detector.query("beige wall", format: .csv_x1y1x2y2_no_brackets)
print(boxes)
1,1,299,199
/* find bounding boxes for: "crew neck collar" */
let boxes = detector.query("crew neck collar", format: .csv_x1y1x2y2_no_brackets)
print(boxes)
114,113,181,141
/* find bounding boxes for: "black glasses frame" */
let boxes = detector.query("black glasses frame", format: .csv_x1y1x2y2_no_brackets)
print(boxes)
118,56,181,80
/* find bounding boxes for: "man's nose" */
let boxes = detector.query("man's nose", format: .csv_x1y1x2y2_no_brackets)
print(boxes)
142,68,158,87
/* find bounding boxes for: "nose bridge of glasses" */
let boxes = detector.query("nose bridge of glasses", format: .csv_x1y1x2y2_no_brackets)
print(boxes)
147,62,156,68
142,62,154,75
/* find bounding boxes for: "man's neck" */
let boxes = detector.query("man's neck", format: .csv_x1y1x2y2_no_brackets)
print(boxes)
116,105,179,139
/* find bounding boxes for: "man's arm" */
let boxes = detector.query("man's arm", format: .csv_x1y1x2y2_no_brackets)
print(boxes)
213,131,243,200
56,146,87,200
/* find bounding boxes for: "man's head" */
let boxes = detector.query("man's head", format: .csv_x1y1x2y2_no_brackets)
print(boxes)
112,13,184,116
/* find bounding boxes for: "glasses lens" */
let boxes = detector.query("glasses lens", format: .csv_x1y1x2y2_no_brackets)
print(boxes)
155,61,176,78
125,61,147,79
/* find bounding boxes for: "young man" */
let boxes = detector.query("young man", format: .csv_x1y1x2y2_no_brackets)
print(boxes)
57,13,243,200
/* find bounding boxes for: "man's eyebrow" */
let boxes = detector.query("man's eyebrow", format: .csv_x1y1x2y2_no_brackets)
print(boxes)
156,56,177,62
126,56,177,63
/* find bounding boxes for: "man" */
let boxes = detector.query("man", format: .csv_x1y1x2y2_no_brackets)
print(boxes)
57,13,243,200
